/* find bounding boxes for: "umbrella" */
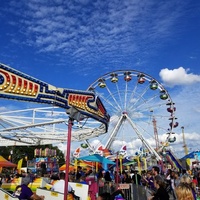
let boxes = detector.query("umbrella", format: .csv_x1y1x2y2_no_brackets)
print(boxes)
59,161,95,171
123,161,136,166
181,151,200,160
77,154,115,165
0,155,17,167
59,164,76,171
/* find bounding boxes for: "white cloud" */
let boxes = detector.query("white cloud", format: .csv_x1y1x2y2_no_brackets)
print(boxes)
5,0,187,69
159,67,200,86
0,106,8,112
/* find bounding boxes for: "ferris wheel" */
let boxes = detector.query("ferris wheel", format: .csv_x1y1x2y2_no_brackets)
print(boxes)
86,70,178,160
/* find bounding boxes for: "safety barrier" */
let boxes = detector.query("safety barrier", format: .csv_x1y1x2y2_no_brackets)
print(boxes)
0,188,18,200
98,181,148,200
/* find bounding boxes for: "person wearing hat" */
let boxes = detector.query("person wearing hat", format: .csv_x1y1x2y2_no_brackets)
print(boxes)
14,175,45,200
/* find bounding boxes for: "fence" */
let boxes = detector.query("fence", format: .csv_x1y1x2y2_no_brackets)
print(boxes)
98,181,147,200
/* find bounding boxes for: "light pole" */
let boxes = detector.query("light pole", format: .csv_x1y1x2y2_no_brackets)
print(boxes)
10,150,13,162
116,152,119,189
64,118,73,200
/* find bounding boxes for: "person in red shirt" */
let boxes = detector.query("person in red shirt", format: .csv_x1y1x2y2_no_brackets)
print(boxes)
192,176,198,186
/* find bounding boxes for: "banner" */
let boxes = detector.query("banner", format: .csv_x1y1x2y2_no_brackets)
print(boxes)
17,158,23,173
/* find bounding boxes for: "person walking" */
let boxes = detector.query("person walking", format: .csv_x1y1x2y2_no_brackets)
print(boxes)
148,179,169,200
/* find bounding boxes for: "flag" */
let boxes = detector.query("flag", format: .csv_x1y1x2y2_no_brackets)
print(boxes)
95,145,104,156
73,148,81,158
122,145,127,150
119,145,127,157
98,145,104,151
103,148,112,157
17,158,23,173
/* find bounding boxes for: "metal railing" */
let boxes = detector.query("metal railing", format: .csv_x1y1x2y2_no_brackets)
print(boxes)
98,181,147,200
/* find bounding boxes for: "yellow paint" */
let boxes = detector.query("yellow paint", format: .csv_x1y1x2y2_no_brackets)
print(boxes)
45,184,52,190
51,191,59,197
4,194,9,200
142,157,147,171
75,159,77,173
119,156,123,174
96,162,98,172
137,156,141,174
186,158,191,166
76,183,83,188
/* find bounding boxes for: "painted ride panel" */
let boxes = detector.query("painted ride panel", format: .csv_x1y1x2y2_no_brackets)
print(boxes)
1,178,22,192
0,188,18,200
1,177,49,192
1,178,89,200
36,182,89,200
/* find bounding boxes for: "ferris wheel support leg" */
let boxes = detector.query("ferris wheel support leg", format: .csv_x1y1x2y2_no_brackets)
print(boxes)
85,139,96,152
126,114,162,161
105,115,125,149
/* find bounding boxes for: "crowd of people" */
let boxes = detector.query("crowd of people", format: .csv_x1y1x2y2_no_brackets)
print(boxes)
145,167,199,200
57,164,200,200
1,165,200,200
94,166,200,200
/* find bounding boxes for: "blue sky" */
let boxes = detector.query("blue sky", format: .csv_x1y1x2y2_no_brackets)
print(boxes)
0,0,200,158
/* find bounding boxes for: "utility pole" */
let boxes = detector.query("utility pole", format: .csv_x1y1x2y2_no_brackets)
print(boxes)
152,116,159,150
182,126,190,170
181,126,188,155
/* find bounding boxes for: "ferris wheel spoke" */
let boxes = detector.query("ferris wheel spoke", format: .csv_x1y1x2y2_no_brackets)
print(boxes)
104,83,122,111
132,115,168,137
132,97,167,115
124,80,129,110
115,82,124,110
94,91,121,114
131,84,151,109
130,93,159,112
126,82,139,111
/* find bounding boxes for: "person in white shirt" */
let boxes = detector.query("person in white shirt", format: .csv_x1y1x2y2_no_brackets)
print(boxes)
51,172,73,193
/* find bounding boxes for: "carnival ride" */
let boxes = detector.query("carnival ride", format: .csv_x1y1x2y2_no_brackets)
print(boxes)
0,62,110,199
0,179,89,200
0,63,109,146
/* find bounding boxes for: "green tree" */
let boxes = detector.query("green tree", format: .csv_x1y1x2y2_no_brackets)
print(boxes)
0,144,65,167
